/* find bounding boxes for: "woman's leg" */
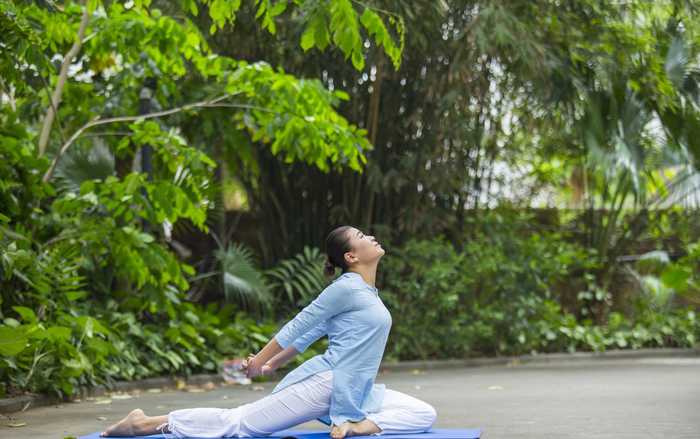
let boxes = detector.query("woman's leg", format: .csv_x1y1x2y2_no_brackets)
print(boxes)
103,370,335,438
231,370,333,438
364,388,437,435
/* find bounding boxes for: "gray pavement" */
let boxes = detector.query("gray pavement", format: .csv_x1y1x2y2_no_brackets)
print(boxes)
2,356,699,439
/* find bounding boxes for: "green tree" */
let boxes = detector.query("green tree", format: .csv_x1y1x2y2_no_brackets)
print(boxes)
0,0,404,396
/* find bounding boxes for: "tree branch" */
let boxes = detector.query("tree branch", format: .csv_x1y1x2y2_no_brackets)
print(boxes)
37,66,68,147
38,3,90,156
42,94,234,182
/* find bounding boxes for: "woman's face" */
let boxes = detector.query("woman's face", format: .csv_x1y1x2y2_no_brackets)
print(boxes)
345,227,384,266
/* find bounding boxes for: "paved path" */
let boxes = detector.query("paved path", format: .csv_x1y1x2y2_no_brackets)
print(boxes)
2,356,699,439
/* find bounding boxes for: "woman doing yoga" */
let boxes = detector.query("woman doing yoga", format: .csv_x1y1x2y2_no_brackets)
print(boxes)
102,225,437,438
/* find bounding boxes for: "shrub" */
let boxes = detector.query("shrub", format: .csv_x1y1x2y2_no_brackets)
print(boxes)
379,225,699,360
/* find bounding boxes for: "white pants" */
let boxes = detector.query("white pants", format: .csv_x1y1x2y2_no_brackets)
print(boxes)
167,370,437,438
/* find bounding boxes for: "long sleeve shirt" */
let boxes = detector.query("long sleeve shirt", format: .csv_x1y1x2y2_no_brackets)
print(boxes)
270,271,393,427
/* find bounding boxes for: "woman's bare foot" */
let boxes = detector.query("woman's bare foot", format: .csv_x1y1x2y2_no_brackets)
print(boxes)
331,422,353,439
350,419,382,437
101,408,147,437
331,419,381,439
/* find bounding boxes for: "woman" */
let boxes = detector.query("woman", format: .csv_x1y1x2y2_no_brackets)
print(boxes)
102,226,437,438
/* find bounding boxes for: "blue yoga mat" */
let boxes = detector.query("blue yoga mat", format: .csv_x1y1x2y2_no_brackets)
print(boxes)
79,428,481,439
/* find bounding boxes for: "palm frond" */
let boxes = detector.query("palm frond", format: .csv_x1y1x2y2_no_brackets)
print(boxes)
664,36,688,90
215,243,273,315
266,246,327,309
624,263,675,312
54,141,115,194
652,165,700,209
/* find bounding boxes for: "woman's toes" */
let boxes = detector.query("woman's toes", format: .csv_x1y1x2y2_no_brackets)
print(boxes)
332,422,354,439
331,424,347,439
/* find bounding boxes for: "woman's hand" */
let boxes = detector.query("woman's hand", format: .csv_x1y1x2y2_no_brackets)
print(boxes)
243,354,267,379
243,353,276,379
260,361,275,376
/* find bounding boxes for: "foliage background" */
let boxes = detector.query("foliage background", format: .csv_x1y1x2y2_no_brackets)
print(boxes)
1,0,700,398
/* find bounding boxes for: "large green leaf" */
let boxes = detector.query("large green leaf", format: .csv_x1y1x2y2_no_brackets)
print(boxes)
0,326,28,356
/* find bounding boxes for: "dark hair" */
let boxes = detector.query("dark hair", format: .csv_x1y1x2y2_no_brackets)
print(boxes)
324,225,353,277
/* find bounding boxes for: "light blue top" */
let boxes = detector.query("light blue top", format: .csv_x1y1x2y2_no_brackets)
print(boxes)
271,271,393,426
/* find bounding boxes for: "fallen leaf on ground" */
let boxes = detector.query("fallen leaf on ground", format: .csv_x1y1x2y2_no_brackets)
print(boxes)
251,385,265,391
176,379,186,390
488,385,504,390
94,398,112,405
97,416,107,421
7,422,27,427
147,388,162,393
185,387,205,393
110,393,133,400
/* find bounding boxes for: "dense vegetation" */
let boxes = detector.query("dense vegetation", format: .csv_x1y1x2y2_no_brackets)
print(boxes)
1,0,699,399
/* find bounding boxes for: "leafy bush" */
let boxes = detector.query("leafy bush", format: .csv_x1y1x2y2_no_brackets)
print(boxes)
660,241,700,306
0,118,275,397
379,211,595,359
459,299,697,355
0,300,287,398
379,223,699,361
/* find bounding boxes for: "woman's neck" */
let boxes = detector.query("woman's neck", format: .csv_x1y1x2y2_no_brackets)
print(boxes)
348,264,378,289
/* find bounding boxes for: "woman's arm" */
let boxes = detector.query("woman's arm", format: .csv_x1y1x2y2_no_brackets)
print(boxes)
247,318,330,378
266,345,300,371
265,321,328,371
291,320,328,353
268,320,329,371
274,282,351,350
248,284,346,378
